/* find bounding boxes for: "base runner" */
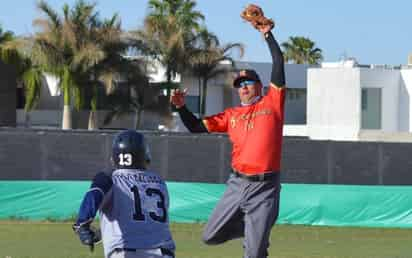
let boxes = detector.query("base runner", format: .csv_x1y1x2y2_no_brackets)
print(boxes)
73,130,175,258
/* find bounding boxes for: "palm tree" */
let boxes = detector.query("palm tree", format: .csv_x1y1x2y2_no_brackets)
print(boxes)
187,29,244,116
136,0,205,98
0,26,44,123
103,58,149,129
55,0,124,130
61,2,147,130
24,0,86,129
25,0,127,130
81,14,129,130
281,36,323,65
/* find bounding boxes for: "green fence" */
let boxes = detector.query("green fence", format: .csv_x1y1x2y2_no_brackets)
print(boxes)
1,181,411,228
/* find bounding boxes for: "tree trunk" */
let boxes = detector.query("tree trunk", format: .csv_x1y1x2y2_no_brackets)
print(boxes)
62,82,72,130
88,110,98,130
200,79,208,116
24,111,31,128
198,77,202,115
62,105,72,130
164,73,172,123
166,71,172,98
134,108,143,130
88,84,98,130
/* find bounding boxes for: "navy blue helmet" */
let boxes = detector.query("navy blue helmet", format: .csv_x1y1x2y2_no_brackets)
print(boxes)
112,130,151,169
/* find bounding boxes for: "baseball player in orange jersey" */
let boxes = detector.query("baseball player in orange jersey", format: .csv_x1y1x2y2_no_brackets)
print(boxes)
170,18,286,258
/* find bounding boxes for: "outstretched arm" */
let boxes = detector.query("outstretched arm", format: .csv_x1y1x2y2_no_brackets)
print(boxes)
171,89,208,133
75,172,112,225
259,26,285,88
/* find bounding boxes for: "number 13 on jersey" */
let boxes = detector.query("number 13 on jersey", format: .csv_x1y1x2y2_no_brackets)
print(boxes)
130,186,167,223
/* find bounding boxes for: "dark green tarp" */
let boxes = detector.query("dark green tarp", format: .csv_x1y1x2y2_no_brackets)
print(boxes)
1,181,411,228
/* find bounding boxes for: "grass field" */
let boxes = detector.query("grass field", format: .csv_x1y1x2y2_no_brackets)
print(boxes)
0,222,411,258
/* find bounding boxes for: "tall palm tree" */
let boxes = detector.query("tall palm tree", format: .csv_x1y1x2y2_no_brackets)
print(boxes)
82,14,129,130
281,36,323,65
188,29,244,116
62,3,147,130
136,0,205,98
103,59,149,129
57,0,126,130
25,0,86,129
25,0,127,130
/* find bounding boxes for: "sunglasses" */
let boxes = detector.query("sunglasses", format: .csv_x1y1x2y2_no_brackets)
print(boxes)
238,80,256,88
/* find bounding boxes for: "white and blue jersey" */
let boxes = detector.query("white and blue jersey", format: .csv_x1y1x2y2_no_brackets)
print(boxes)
75,169,175,258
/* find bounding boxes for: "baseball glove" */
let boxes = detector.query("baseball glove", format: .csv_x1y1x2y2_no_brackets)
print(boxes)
241,4,274,30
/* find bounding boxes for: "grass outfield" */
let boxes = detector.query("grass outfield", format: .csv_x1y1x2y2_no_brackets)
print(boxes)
0,222,411,258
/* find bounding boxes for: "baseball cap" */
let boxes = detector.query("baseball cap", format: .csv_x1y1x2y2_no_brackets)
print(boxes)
233,69,261,88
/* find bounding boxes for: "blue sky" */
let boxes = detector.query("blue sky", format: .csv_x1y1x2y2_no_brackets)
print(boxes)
0,0,411,65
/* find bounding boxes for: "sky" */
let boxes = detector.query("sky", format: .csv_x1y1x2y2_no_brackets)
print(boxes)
0,0,411,65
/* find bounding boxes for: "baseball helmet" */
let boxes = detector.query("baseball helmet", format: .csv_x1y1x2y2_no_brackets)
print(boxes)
112,130,151,169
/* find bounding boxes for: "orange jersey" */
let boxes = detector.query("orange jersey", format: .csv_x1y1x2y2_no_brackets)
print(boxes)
203,86,286,175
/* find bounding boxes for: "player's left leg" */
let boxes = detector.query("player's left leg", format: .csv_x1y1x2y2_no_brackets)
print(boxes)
202,175,245,244
242,178,281,258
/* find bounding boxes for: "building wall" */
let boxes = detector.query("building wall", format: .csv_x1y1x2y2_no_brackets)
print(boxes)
36,78,63,110
307,68,361,140
399,68,412,132
284,89,306,124
205,83,224,116
359,68,400,132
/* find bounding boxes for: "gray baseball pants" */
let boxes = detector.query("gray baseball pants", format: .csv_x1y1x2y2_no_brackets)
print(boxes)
109,248,173,258
202,172,281,258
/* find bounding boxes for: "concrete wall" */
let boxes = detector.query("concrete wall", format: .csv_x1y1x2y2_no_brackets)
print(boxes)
1,129,412,185
359,68,400,132
307,68,361,140
399,68,412,131
0,61,17,127
16,109,172,131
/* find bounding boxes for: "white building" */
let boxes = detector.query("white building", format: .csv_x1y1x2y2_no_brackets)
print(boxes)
307,61,412,141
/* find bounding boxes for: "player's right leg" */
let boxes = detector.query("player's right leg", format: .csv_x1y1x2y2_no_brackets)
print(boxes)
202,175,245,245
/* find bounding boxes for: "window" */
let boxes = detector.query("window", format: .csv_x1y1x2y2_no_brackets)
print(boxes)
361,88,381,129
361,89,367,110
286,88,306,101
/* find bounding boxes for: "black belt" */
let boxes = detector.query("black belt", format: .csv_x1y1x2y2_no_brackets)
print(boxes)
113,248,174,257
232,170,279,182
